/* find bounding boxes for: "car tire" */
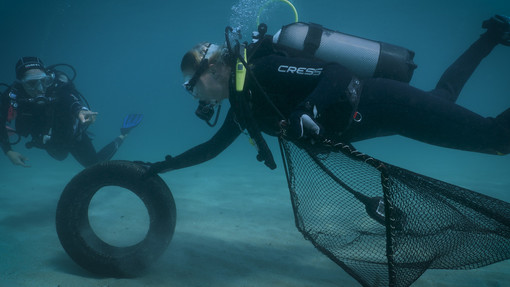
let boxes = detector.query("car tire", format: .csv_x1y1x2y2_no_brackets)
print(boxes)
55,160,176,278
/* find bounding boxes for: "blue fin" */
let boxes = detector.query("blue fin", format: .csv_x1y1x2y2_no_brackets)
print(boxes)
121,114,143,135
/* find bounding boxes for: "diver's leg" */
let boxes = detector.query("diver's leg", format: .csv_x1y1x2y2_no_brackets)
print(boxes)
70,134,124,167
433,32,498,102
45,145,69,161
72,133,125,167
94,136,124,162
344,78,510,154
70,114,140,167
70,134,101,167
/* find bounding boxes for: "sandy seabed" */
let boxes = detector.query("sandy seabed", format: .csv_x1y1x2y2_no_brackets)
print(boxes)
1,145,509,287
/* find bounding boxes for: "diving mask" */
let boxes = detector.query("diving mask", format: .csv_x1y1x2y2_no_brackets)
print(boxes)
182,58,209,97
182,43,222,97
21,73,54,96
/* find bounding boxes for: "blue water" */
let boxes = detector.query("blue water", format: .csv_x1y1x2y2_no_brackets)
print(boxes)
1,0,510,286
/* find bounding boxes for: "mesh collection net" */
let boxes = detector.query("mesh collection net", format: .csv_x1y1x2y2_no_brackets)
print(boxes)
278,138,510,287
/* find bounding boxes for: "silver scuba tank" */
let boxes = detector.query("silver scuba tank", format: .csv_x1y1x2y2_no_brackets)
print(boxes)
272,22,417,83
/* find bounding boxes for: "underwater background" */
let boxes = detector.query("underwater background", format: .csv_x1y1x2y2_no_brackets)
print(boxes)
1,0,510,286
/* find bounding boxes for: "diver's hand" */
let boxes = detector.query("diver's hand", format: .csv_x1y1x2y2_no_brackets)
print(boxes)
6,150,30,167
149,155,175,174
78,110,98,125
134,155,174,179
133,161,156,179
282,111,321,140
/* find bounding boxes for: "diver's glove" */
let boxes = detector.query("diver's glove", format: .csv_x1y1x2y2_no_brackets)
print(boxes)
149,155,175,174
282,102,321,140
134,155,174,179
482,14,510,46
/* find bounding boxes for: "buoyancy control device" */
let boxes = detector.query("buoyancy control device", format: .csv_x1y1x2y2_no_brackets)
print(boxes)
271,22,417,83
199,22,419,169
199,21,418,127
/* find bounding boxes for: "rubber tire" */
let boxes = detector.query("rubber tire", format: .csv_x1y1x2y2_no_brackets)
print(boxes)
55,160,176,278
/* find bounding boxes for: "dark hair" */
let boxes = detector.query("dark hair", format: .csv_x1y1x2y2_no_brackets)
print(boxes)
15,56,45,80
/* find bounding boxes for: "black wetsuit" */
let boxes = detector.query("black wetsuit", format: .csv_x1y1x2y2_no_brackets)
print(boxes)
164,32,510,171
0,80,122,167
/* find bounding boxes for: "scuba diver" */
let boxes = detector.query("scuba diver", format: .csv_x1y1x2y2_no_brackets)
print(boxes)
0,56,143,168
143,14,510,173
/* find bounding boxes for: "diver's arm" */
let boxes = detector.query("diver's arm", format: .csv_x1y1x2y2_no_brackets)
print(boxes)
6,150,29,167
67,94,89,117
252,55,353,112
0,94,29,167
0,92,12,154
253,55,354,138
0,136,10,155
61,89,98,125
0,128,12,155
152,108,242,173
289,61,354,138
270,55,351,110
56,84,90,118
0,126,11,155
300,62,354,112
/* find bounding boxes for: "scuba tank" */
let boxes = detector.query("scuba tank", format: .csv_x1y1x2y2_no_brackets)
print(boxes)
272,22,417,83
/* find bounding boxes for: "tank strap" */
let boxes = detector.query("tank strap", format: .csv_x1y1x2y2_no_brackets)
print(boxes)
303,23,323,55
